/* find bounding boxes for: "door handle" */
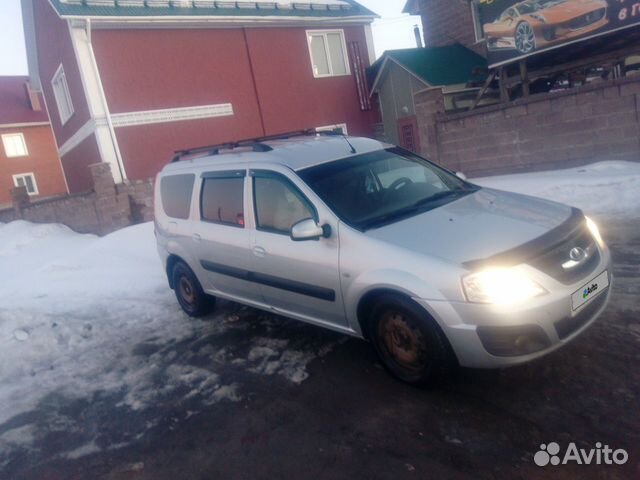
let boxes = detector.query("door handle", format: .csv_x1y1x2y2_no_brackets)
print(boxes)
192,233,202,242
253,246,266,257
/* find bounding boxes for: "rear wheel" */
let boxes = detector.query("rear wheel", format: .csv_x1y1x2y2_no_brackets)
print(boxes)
369,294,456,386
172,261,215,317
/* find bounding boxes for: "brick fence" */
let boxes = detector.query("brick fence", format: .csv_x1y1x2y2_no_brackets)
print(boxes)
0,163,154,235
415,75,640,177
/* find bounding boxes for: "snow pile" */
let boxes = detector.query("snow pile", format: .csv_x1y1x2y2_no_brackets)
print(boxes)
473,161,640,220
0,223,186,424
0,221,332,463
246,337,324,384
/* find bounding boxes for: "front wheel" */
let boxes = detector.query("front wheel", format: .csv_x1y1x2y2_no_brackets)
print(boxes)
515,21,536,54
369,295,456,385
172,261,215,317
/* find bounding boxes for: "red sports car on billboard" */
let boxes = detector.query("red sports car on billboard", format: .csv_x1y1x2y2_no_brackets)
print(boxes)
484,0,609,54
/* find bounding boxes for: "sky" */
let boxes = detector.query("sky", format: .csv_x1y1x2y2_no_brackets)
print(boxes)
0,0,421,76
0,0,29,76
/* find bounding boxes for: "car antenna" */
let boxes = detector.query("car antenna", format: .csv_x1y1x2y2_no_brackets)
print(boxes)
336,128,357,154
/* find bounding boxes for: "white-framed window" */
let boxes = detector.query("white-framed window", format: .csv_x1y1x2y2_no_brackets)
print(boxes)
51,64,75,125
306,30,351,78
470,1,485,42
2,133,28,157
316,123,348,134
12,173,39,196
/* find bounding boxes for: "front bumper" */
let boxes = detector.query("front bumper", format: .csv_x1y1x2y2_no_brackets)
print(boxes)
417,249,613,368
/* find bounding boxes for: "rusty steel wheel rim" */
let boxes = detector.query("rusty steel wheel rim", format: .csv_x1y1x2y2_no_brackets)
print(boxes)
178,276,195,306
379,311,427,372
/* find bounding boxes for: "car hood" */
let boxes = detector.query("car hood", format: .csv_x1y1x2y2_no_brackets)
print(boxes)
365,188,574,265
536,0,605,23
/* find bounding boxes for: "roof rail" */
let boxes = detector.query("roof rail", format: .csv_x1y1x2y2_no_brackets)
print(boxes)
170,128,343,163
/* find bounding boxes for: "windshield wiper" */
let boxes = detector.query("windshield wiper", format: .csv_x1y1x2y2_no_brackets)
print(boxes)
359,188,477,231
410,188,474,209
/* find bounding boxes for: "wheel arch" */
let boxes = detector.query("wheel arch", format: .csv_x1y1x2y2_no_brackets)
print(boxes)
356,288,419,340
357,288,459,370
166,254,186,289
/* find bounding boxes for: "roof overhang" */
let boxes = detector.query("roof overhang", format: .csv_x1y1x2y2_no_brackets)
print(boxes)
65,14,375,28
0,121,50,129
401,0,418,15
49,0,378,25
369,55,431,97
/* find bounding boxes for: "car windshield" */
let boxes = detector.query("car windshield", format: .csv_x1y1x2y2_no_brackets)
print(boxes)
517,0,561,14
298,148,479,231
500,8,517,20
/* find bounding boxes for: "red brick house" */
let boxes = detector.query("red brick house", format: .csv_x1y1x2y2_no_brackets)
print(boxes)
403,0,482,54
0,76,67,206
21,0,378,193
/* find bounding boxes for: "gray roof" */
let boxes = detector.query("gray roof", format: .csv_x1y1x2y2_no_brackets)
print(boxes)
162,135,389,173
50,0,377,19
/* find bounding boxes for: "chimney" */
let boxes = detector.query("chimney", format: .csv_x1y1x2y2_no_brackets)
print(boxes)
24,82,42,112
414,24,423,48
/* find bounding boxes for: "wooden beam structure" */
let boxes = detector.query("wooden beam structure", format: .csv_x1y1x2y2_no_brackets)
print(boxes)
519,60,530,97
468,44,640,109
504,46,640,87
499,67,509,103
469,69,497,111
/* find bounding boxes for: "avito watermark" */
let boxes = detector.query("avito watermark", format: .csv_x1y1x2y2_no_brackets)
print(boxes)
534,442,628,467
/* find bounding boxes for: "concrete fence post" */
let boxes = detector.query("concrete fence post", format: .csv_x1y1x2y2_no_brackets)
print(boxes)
11,186,30,218
90,162,117,197
414,88,445,164
89,162,132,235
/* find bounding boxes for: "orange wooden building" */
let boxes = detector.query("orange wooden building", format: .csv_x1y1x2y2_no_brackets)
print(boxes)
0,76,67,206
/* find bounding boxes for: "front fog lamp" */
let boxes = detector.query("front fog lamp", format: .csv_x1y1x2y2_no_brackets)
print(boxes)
462,268,547,304
585,216,604,247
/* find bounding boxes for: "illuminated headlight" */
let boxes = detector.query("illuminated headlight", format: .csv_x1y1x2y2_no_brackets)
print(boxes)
585,216,604,247
462,268,547,304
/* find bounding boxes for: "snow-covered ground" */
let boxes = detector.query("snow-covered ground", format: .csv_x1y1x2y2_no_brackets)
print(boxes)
0,223,338,464
0,160,638,464
473,161,640,220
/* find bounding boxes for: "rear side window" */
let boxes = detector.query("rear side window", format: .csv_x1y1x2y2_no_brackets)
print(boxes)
201,176,245,227
160,174,195,219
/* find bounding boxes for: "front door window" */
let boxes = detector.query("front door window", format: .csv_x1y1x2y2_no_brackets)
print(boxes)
253,174,315,235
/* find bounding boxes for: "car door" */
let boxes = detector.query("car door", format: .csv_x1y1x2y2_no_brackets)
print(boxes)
249,168,347,329
192,169,261,304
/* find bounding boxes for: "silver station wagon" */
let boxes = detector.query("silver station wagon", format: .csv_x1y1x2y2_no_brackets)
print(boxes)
154,131,612,385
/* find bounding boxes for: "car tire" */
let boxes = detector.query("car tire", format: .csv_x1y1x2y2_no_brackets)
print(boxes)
369,294,456,386
172,261,215,317
515,21,536,54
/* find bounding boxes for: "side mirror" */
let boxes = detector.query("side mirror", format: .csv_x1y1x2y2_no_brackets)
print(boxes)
290,218,328,241
456,171,467,181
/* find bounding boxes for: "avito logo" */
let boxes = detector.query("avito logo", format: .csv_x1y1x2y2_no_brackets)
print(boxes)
534,442,628,467
583,283,598,299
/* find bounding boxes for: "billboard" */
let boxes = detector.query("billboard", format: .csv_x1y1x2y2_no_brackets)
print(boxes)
474,0,640,68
